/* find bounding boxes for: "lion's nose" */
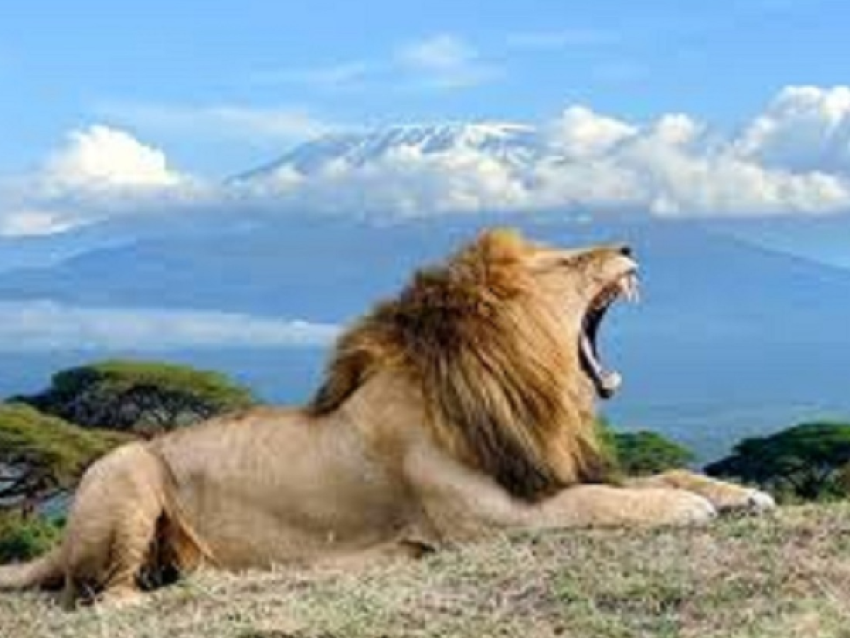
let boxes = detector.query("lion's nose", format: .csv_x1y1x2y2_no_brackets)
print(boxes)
619,245,633,258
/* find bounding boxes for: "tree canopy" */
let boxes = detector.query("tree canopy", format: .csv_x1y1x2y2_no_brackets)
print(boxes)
705,421,850,500
595,420,695,477
14,359,258,435
612,430,695,476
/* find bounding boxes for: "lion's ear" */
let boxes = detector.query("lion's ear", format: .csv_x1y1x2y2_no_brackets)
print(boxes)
477,227,524,247
472,227,527,263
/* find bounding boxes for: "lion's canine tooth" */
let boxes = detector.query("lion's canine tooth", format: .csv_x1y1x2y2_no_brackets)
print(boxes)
620,272,639,303
619,274,631,302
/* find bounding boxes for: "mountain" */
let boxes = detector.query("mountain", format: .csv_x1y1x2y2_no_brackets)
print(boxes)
1,214,848,332
1,115,849,462
712,217,850,270
234,122,542,182
0,214,849,462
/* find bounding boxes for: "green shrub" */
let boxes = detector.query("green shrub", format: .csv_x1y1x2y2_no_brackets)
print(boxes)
0,403,130,508
595,420,695,477
613,430,695,476
0,513,61,562
706,421,850,501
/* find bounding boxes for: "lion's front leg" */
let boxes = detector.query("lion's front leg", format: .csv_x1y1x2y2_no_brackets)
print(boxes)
534,484,717,528
626,470,775,514
404,440,718,535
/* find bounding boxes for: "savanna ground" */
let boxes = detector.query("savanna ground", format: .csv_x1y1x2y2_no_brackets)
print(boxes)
1,504,849,638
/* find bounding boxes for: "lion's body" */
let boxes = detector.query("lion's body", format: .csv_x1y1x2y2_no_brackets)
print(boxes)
150,401,424,568
0,229,773,606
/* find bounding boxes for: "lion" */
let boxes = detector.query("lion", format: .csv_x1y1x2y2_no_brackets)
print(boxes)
0,228,774,607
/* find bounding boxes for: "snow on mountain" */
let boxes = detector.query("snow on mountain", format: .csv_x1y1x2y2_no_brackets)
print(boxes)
230,103,850,217
235,122,542,181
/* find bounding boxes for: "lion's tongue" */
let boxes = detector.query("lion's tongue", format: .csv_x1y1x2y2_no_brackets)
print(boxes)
580,332,621,394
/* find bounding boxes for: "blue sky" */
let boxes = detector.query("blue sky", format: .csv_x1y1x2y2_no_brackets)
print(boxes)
1,0,848,176
0,1,849,434
0,0,848,238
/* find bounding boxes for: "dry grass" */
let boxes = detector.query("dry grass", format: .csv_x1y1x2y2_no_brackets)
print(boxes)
2,504,849,638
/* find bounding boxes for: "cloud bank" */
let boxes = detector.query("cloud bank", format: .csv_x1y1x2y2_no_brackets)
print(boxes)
242,86,850,218
0,302,339,351
2,86,850,235
0,124,197,235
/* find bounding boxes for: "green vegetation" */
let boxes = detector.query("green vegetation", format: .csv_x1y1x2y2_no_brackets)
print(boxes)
597,420,695,478
14,359,258,435
1,361,849,635
0,403,129,509
1,504,847,637
0,513,61,563
612,430,695,477
706,421,850,501
0,360,257,561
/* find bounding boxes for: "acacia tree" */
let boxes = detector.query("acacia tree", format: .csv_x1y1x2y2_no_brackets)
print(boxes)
14,360,258,436
595,420,695,477
612,430,695,476
0,403,128,513
706,422,850,500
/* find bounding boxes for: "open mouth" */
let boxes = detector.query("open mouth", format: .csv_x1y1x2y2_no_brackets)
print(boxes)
580,269,640,399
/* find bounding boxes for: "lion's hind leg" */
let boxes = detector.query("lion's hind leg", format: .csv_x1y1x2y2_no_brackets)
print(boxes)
627,470,775,514
61,443,172,607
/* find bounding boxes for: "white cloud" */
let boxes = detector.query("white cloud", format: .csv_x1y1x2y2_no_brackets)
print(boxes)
0,210,75,237
397,34,499,89
249,62,373,90
3,86,850,233
246,34,499,95
43,125,184,191
0,124,204,235
98,103,339,144
735,85,850,174
400,34,476,71
280,144,527,215
0,301,339,352
546,106,637,158
244,93,850,217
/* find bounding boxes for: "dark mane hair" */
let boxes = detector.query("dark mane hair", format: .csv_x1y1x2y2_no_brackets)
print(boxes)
307,228,609,500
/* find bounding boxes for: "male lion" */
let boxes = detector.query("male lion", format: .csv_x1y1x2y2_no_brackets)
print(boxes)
0,228,773,606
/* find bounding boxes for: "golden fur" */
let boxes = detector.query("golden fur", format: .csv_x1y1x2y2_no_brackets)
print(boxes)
309,229,608,499
0,228,773,607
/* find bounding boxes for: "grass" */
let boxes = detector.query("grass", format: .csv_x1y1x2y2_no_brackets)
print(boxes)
1,503,849,638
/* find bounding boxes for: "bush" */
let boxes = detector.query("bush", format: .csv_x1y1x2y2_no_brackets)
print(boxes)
13,359,258,435
613,431,695,476
706,421,850,501
0,403,130,508
595,420,695,477
0,513,61,562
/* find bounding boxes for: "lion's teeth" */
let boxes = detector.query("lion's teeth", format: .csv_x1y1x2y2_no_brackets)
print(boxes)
601,371,622,392
622,273,640,303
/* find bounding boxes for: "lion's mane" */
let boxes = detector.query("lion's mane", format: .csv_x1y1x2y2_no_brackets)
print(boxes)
307,229,609,500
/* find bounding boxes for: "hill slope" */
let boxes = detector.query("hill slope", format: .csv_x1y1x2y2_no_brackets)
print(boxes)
2,504,848,638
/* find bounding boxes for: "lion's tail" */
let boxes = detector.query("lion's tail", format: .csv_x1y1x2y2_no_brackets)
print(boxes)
0,546,64,591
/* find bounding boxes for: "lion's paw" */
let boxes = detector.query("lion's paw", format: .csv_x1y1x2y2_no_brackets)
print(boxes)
718,488,776,515
665,491,717,526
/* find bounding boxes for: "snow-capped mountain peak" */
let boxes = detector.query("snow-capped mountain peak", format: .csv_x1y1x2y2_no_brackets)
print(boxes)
237,121,541,180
